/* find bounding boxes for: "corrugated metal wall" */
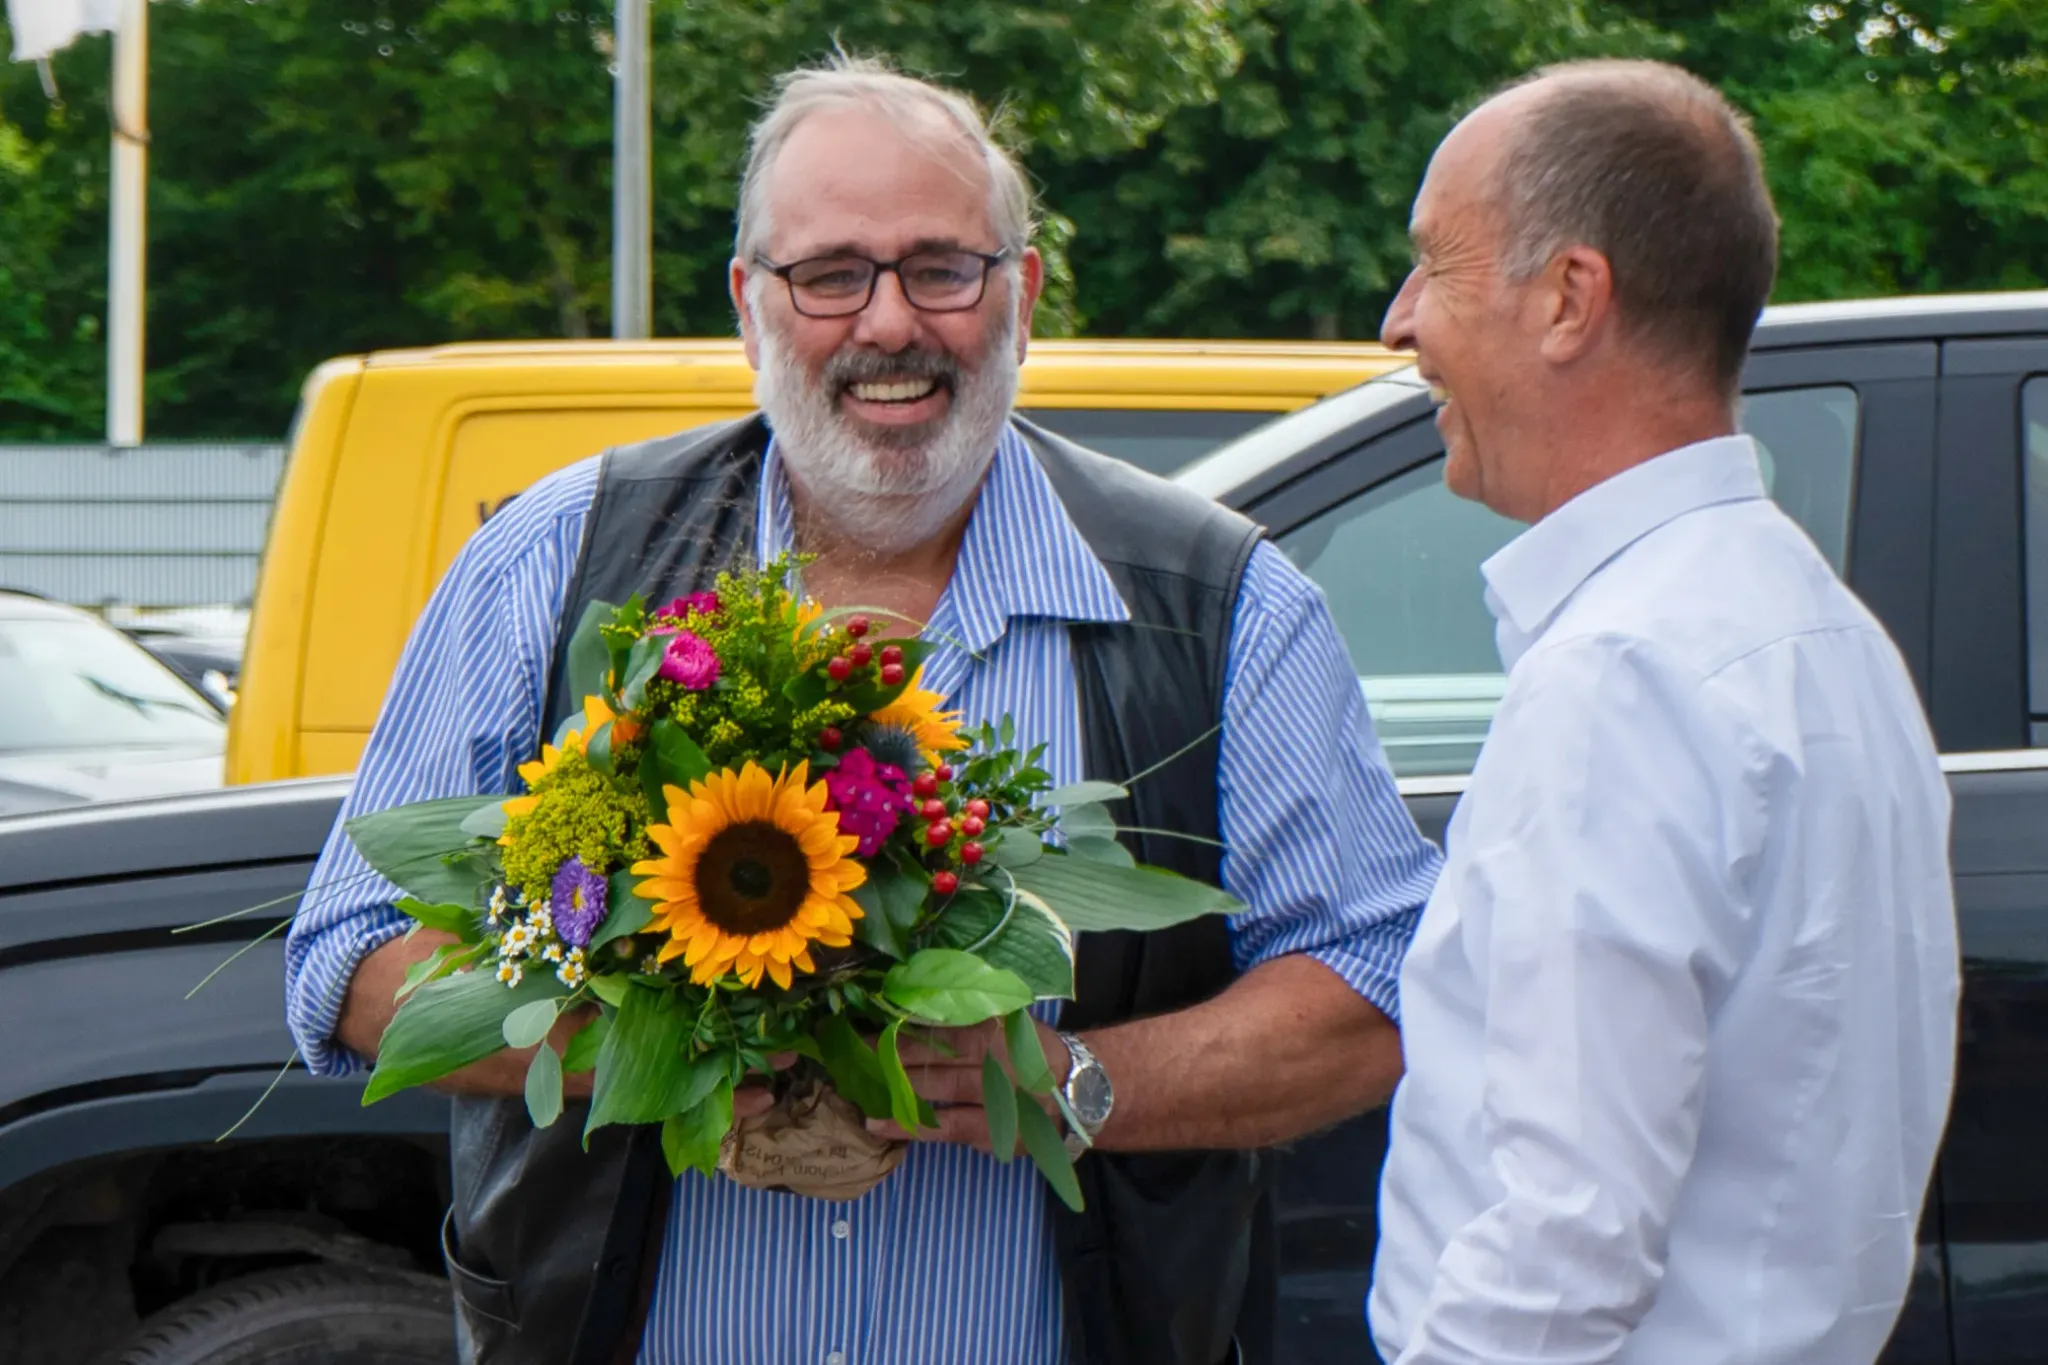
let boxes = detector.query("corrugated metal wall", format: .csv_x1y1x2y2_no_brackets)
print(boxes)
0,443,286,608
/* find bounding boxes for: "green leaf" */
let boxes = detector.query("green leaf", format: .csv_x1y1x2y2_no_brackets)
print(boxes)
587,984,709,1136
878,1019,923,1132
396,941,481,1003
1003,1009,1056,1095
1065,835,1136,869
1017,1094,1084,1212
1043,781,1129,808
459,804,508,840
525,1042,564,1128
591,872,656,953
1007,855,1244,933
395,898,481,938
619,634,669,711
986,828,1045,870
927,888,1074,999
849,861,924,960
585,719,614,775
882,949,1034,1026
363,969,563,1104
661,1078,734,1178
1057,802,1117,842
563,600,616,710
502,997,561,1050
814,1014,893,1121
562,1012,610,1074
982,1052,1018,1162
345,796,500,907
588,974,631,1009
648,718,713,791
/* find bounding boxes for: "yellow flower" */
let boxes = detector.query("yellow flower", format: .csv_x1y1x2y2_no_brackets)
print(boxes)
499,694,637,842
630,761,865,990
868,667,966,764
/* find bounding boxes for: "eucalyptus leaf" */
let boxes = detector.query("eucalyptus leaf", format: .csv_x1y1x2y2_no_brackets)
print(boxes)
590,873,655,953
1057,802,1117,843
1017,1093,1084,1211
1002,1009,1056,1095
814,1014,893,1121
986,828,1045,870
562,1012,611,1074
525,1042,565,1128
1065,835,1136,868
620,634,669,711
661,1077,735,1178
1042,780,1130,808
878,1020,923,1133
563,600,616,711
458,804,508,840
982,1053,1018,1162
587,985,710,1137
363,969,563,1104
346,796,500,907
1007,855,1244,933
395,898,481,939
882,949,1034,1027
502,997,561,1050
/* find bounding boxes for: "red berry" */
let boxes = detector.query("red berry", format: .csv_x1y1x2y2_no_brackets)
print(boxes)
920,798,948,821
879,663,906,687
926,821,954,847
931,871,960,896
847,615,871,638
818,726,843,752
826,657,852,682
912,772,939,799
936,764,955,782
965,799,990,820
960,815,986,837
849,643,873,668
879,644,904,667
960,841,985,865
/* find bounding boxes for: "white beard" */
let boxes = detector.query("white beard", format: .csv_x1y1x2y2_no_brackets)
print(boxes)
754,306,1020,550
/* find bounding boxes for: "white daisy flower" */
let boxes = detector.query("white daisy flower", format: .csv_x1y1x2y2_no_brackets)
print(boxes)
496,961,524,988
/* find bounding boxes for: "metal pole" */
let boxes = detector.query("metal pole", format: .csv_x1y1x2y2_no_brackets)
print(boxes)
611,0,651,340
107,0,148,445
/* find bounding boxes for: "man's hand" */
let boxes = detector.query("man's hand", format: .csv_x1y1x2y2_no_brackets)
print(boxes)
863,1019,1071,1152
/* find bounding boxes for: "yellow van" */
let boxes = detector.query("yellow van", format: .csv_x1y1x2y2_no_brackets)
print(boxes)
224,337,1404,784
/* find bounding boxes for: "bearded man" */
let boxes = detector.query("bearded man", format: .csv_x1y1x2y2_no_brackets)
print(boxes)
285,57,1439,1365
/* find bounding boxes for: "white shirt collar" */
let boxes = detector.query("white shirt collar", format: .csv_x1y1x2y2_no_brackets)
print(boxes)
1481,435,1768,668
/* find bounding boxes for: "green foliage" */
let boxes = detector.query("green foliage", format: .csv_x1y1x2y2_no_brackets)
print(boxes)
345,795,501,907
363,966,563,1102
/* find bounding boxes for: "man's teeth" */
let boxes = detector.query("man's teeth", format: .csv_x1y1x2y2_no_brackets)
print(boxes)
850,378,939,403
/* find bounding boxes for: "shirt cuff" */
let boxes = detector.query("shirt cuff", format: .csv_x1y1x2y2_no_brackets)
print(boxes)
1302,908,1417,1025
288,910,410,1077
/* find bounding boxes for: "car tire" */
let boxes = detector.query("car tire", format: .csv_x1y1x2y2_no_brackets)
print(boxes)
95,1265,454,1365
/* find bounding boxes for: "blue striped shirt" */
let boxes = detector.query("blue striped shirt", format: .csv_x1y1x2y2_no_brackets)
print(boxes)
285,424,1440,1365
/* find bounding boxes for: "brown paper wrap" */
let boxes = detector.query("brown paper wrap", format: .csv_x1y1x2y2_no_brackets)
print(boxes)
717,1077,907,1202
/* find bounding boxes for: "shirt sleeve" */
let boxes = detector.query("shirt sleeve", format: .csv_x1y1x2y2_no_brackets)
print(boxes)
1397,633,1759,1365
282,462,598,1075
1217,541,1442,1021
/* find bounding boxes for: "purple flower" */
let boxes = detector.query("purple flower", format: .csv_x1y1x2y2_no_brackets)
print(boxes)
657,629,720,690
551,857,608,948
653,591,721,623
822,747,915,857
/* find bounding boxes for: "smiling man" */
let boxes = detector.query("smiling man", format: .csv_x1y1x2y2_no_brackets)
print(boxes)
1368,60,1959,1365
285,56,1440,1365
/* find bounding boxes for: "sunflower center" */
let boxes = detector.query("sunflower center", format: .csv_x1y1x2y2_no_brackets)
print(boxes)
696,821,809,935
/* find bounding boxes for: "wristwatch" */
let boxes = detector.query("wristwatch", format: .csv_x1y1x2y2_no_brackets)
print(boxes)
1054,1030,1114,1158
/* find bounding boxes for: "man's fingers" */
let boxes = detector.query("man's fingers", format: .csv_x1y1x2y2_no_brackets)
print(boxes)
892,1022,998,1069
866,1106,993,1152
732,1082,776,1120
907,1064,990,1106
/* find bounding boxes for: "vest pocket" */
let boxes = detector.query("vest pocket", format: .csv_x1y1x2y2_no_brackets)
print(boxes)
441,1205,519,1328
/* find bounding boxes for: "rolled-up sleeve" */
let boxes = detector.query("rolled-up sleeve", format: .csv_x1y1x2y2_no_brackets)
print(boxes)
1217,542,1442,1021
283,462,596,1074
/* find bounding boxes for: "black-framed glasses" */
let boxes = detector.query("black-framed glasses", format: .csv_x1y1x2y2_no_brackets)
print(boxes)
753,248,1010,318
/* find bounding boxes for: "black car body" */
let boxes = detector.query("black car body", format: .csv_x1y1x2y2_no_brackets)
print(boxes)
2,292,2044,1362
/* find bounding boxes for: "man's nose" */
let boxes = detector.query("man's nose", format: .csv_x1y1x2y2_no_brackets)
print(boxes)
1381,270,1420,352
851,269,921,351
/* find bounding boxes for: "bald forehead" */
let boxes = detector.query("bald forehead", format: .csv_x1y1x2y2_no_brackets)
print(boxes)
760,106,996,259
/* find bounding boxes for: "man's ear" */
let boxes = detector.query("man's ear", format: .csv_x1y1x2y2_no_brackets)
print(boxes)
1538,244,1614,366
730,258,761,370
1013,247,1046,363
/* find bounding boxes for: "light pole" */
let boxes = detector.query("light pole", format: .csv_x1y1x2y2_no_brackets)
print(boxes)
108,0,148,443
611,0,651,340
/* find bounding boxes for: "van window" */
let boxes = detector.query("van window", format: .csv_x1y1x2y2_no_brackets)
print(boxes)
1281,385,1862,779
1021,409,1272,477
2024,377,2048,733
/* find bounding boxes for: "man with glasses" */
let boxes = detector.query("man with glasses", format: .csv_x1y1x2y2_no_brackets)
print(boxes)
286,54,1439,1365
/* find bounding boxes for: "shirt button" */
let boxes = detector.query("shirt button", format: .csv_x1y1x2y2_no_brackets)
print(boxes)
831,1219,850,1240
826,1354,847,1365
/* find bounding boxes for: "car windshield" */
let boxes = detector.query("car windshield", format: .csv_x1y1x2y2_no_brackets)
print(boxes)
0,615,226,753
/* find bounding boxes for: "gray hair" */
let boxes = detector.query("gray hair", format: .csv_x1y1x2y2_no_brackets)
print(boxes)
735,54,1035,263
1493,59,1780,393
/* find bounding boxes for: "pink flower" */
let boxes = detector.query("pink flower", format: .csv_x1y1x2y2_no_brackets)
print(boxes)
657,630,720,690
822,748,915,857
653,592,721,623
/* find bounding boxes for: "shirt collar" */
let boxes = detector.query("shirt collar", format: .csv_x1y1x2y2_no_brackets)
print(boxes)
1482,435,1768,661
758,424,1129,656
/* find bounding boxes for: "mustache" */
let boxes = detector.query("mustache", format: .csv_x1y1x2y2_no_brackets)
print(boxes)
821,345,961,393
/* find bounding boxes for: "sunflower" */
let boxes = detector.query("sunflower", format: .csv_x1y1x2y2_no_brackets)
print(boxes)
630,761,866,989
498,695,634,841
868,667,967,765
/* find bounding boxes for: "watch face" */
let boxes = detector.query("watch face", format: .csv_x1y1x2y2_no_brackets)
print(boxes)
1069,1064,1113,1128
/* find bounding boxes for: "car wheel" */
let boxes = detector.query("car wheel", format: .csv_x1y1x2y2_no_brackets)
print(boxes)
95,1265,454,1365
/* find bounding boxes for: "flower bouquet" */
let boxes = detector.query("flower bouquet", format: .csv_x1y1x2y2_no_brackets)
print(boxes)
344,555,1239,1208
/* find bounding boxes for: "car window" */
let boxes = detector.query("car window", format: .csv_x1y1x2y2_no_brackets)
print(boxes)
1278,385,1862,779
1020,408,1273,477
2025,376,2048,733
0,616,225,753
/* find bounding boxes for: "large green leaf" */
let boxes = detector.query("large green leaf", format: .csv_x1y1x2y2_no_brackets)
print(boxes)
346,796,499,907
586,984,714,1136
850,861,924,960
877,1020,923,1133
1065,835,1136,868
648,719,713,792
1017,1094,1084,1212
590,872,656,953
927,888,1074,999
562,1012,610,1074
525,1043,564,1128
562,600,616,713
883,949,1034,1026
814,1014,893,1121
459,804,508,840
982,1053,1018,1162
1055,802,1117,842
1002,1009,1057,1095
1042,780,1130,808
1007,855,1243,933
986,827,1045,870
363,969,562,1104
619,635,669,711
661,1078,734,1178
395,941,483,1003
395,898,479,939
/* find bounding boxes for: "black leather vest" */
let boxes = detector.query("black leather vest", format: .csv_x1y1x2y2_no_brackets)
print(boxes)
440,416,1274,1365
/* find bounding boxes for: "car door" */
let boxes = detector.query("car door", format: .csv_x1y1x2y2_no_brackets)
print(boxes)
1237,342,1950,1364
1928,338,2048,1364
